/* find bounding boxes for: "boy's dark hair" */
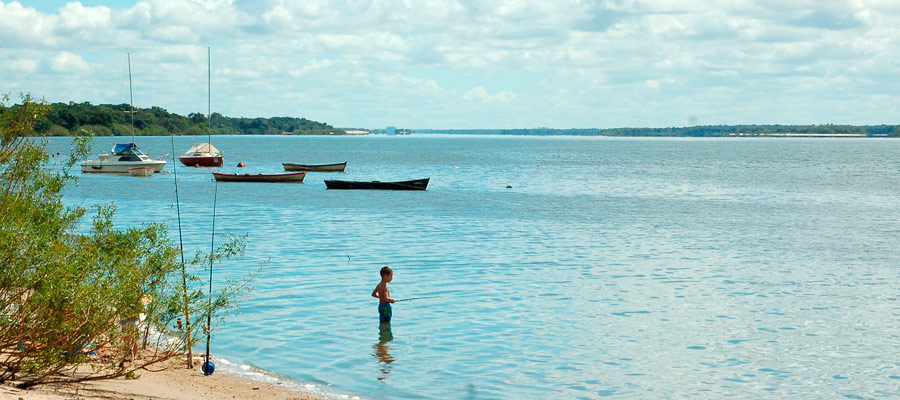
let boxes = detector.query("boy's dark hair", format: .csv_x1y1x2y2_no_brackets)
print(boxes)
380,266,392,277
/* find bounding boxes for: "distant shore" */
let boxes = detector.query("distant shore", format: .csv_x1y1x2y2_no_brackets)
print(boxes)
1,356,331,400
414,125,897,137
13,101,896,138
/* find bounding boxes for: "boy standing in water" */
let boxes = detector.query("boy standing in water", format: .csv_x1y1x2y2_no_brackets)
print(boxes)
371,266,395,324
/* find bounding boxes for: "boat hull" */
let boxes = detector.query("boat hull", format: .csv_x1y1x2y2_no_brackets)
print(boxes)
128,167,155,177
81,160,167,174
212,172,306,183
324,178,429,190
282,162,347,172
179,155,224,167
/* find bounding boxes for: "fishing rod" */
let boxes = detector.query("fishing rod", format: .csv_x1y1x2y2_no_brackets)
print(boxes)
127,50,134,143
171,136,193,369
203,180,218,375
394,296,442,302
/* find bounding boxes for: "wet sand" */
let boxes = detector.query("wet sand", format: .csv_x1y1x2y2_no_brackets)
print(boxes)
0,356,330,400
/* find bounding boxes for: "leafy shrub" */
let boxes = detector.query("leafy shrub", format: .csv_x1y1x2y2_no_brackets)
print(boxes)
0,94,257,388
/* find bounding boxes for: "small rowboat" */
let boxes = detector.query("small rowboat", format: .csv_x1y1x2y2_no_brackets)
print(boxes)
212,171,306,183
324,178,429,191
282,162,347,172
127,166,155,177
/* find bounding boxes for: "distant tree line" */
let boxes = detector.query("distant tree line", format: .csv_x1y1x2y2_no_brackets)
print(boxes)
417,124,900,137
31,101,344,136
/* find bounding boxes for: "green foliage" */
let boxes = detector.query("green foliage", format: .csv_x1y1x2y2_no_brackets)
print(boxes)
0,94,258,388
46,124,69,136
33,101,343,136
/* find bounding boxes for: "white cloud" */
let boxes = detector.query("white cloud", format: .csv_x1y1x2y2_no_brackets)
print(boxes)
0,1,57,46
463,86,489,101
57,2,111,31
463,86,517,103
2,0,900,128
149,25,199,42
6,58,39,73
119,2,152,28
50,51,89,73
261,4,293,28
288,58,334,77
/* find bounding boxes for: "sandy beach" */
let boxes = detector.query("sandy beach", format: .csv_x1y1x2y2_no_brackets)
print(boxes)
0,356,330,400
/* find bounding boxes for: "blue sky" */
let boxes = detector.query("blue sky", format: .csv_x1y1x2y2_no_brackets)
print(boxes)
2,0,899,129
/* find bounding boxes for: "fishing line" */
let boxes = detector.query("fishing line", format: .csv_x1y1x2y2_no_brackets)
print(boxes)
203,180,218,375
394,296,442,302
171,135,193,369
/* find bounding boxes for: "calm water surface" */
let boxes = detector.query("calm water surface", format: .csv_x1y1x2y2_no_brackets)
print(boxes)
47,135,900,399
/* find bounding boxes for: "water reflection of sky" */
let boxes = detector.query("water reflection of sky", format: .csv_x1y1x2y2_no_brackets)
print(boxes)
49,136,900,399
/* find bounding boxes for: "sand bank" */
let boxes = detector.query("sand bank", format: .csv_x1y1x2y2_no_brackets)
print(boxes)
0,356,330,400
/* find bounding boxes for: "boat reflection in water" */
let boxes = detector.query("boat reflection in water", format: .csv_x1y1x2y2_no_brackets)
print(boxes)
372,323,394,381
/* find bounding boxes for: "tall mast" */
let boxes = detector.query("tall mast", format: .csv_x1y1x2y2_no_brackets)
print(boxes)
207,47,211,147
128,50,135,143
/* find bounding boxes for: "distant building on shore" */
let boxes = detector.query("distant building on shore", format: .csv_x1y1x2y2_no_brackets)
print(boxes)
383,126,411,135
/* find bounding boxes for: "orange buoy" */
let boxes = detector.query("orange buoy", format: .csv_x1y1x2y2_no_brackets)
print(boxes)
237,162,245,168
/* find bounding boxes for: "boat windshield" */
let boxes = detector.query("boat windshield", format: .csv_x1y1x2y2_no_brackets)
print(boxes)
112,143,145,156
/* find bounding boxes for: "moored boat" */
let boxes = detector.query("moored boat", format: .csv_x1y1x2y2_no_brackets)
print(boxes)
282,162,347,172
324,178,429,190
179,143,224,167
180,47,224,167
212,171,306,183
81,143,167,174
81,52,167,174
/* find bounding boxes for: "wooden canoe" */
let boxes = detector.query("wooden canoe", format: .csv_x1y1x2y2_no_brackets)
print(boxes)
324,178,428,190
212,171,306,183
282,162,347,172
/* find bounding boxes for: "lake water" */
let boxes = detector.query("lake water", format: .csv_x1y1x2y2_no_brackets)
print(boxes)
46,135,900,399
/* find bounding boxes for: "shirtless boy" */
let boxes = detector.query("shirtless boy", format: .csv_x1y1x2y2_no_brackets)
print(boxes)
371,266,395,324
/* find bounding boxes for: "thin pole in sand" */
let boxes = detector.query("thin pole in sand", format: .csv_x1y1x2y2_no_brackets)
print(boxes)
203,181,218,375
172,136,193,368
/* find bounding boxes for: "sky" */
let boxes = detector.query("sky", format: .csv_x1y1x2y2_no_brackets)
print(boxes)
2,0,899,129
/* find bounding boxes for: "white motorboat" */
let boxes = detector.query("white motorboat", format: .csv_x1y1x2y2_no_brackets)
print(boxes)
81,143,167,174
81,51,167,174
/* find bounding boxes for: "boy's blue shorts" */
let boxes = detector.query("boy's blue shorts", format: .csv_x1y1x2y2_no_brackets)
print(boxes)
378,303,392,323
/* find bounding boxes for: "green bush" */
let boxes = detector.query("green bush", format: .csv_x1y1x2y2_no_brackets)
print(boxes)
78,124,111,137
47,124,69,136
143,124,169,136
111,122,133,136
0,94,257,388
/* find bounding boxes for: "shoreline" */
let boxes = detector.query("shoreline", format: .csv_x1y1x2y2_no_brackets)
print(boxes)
0,356,336,400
